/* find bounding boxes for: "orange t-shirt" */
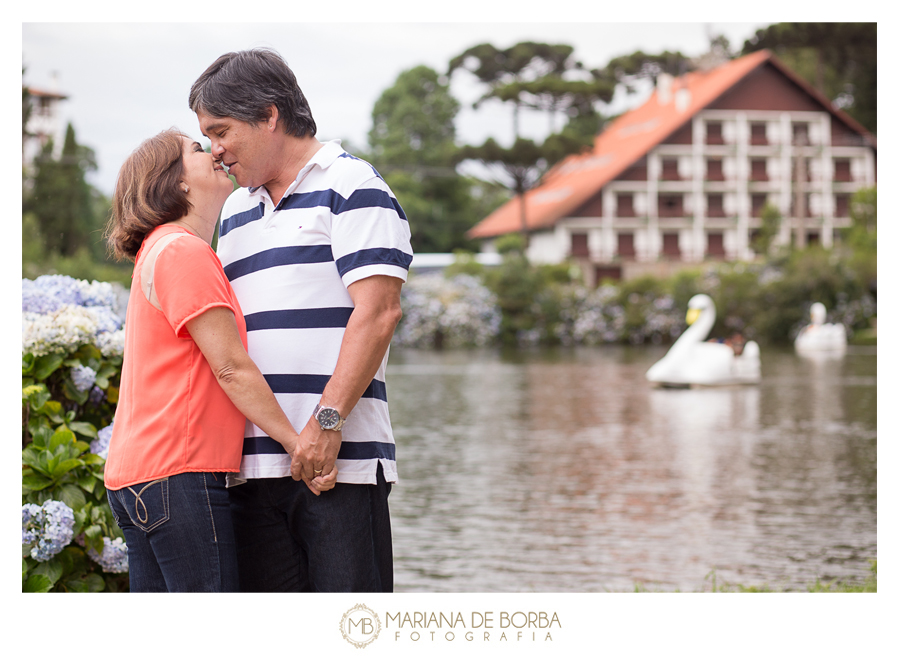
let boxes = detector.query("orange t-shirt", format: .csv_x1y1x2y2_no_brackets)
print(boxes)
104,224,248,490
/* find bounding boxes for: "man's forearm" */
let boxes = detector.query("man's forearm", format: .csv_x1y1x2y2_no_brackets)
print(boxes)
319,300,401,416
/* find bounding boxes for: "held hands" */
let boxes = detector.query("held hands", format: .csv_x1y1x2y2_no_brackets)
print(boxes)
289,417,342,495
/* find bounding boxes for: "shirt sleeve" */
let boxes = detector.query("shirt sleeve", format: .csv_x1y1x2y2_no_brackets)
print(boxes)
153,235,240,338
330,173,414,288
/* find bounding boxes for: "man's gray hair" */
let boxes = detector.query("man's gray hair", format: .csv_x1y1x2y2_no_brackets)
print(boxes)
189,48,317,137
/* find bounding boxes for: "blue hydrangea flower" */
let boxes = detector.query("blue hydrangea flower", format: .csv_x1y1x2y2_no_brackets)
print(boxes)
22,504,42,544
90,422,114,460
22,275,125,357
71,365,97,393
86,537,129,573
22,500,75,562
89,386,106,405
22,275,119,314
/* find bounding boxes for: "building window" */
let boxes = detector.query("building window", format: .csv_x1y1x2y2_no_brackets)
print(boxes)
570,233,589,257
616,193,635,217
706,158,725,181
658,194,684,218
751,194,768,218
661,158,681,181
833,158,852,182
750,122,768,145
37,97,53,117
662,233,681,258
595,266,622,283
792,122,809,145
617,233,636,259
706,121,724,145
750,158,768,181
706,232,725,258
834,193,851,218
706,194,726,218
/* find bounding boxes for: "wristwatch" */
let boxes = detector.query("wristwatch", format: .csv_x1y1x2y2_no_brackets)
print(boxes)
313,403,347,431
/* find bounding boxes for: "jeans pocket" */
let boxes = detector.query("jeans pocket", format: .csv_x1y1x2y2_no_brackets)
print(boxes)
113,477,170,532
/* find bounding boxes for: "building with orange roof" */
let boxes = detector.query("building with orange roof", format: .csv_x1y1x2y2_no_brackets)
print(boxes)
23,82,69,169
467,50,876,284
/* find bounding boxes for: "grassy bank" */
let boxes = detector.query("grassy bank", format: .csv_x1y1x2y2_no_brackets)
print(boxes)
631,560,877,593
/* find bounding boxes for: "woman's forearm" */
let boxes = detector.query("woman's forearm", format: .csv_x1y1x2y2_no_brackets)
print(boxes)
185,306,299,453
212,355,300,453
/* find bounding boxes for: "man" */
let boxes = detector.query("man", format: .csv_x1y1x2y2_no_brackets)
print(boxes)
188,48,412,592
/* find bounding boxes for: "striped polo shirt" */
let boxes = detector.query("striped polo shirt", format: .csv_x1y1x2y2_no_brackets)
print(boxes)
216,140,412,485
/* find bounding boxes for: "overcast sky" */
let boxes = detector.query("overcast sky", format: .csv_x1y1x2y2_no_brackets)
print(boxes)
22,20,774,195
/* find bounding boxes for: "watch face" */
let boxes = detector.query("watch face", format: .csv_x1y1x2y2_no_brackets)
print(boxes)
317,407,342,429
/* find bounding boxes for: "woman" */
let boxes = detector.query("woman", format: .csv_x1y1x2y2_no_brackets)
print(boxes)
104,129,335,592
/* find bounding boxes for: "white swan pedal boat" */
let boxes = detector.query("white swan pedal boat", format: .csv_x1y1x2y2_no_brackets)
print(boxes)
646,294,761,387
795,302,847,354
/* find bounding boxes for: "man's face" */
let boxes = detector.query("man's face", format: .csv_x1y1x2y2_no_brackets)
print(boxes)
196,111,271,189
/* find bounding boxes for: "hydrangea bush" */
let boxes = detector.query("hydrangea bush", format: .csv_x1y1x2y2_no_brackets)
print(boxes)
393,251,876,349
22,275,128,592
393,273,501,348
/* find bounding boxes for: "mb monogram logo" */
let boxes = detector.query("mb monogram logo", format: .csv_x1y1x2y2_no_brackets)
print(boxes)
340,604,382,648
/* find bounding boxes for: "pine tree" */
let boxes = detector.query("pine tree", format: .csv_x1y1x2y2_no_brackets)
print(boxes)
25,123,98,257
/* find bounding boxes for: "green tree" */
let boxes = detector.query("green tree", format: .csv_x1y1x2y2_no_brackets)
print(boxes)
741,23,877,134
449,42,564,137
844,186,876,292
24,123,98,257
592,48,693,93
367,65,484,253
450,42,608,240
752,203,783,256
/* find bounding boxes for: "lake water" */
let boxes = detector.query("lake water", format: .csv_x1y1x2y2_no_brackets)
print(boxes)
385,344,877,592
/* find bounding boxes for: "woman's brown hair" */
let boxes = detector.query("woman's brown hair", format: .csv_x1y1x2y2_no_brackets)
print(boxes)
105,129,192,261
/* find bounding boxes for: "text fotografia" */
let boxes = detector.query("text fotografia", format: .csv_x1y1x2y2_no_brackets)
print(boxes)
386,611,561,642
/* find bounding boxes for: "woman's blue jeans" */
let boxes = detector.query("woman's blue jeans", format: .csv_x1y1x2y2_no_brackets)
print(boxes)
107,471,239,592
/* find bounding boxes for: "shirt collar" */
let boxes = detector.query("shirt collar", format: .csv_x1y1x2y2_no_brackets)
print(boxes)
247,139,344,197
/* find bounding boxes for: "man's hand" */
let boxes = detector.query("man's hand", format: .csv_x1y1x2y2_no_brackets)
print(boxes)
290,415,342,494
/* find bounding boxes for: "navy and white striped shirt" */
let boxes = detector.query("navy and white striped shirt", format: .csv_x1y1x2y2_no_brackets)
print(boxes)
217,140,412,485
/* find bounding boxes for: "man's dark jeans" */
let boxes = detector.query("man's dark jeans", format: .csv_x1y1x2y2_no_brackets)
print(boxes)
227,462,393,592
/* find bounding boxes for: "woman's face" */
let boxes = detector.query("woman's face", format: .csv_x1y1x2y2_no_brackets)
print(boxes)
179,136,233,207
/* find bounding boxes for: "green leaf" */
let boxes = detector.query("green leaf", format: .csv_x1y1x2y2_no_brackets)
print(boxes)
84,573,106,592
22,353,36,374
36,399,65,424
81,453,105,466
51,458,84,479
33,353,64,381
63,378,90,405
49,427,76,452
68,421,98,439
21,446,44,470
28,421,53,448
77,473,97,494
32,560,64,586
22,474,54,491
58,483,86,510
24,574,53,593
